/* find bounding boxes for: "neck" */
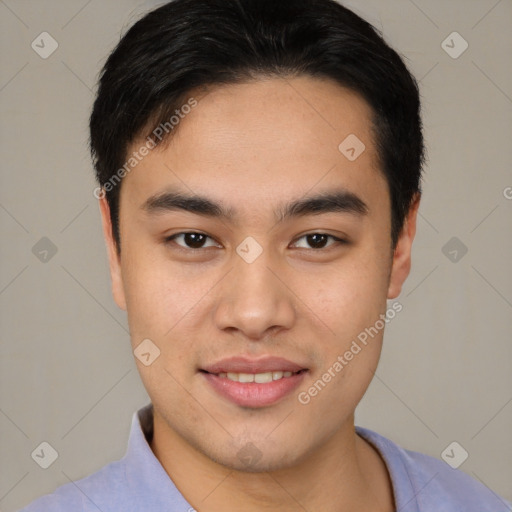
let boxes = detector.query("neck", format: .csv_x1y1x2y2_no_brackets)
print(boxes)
149,410,395,512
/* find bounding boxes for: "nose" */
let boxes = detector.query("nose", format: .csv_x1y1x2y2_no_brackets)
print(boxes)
213,249,296,341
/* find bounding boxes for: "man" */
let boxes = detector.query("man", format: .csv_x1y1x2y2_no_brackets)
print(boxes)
20,0,511,510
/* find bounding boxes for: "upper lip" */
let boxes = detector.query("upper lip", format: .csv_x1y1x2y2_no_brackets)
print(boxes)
202,356,307,374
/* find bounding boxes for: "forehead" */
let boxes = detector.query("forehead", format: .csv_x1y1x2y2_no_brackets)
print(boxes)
165,76,377,166
120,76,387,219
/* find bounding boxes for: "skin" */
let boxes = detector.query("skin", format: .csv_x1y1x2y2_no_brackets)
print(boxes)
99,76,420,512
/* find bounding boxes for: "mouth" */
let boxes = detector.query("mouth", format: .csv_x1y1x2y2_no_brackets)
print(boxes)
204,369,305,383
200,356,308,408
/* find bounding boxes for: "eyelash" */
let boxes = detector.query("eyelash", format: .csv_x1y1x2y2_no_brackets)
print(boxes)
164,231,348,252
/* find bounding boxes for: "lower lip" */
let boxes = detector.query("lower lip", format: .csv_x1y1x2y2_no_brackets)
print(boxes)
202,371,307,408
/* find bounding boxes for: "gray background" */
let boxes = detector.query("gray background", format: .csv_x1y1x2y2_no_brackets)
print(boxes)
1,0,511,510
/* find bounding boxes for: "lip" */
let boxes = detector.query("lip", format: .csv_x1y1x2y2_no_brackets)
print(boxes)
201,356,306,374
201,356,308,408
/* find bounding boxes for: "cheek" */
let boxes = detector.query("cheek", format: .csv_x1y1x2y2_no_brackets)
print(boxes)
299,343,382,424
120,247,220,362
292,246,389,402
120,247,181,341
295,249,390,336
296,268,385,418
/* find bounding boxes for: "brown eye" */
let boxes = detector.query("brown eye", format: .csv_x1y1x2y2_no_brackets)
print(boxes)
292,233,347,250
165,232,220,250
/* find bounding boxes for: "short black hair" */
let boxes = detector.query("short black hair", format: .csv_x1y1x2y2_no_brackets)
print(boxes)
89,0,425,254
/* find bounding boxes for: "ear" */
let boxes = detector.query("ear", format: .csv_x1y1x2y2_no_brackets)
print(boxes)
387,192,421,299
98,194,127,310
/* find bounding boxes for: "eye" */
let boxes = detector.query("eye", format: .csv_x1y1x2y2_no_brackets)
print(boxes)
164,231,347,252
164,231,221,250
291,233,347,250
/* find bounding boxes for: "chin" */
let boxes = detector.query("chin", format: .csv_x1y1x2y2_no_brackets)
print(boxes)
205,437,304,473
215,451,299,473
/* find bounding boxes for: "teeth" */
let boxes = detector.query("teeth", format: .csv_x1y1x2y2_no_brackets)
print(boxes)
218,371,298,382
254,372,273,383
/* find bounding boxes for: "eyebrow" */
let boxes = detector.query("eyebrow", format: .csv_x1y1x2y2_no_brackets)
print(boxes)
141,187,369,224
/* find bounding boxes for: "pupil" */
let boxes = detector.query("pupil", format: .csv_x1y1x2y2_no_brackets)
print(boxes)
186,233,205,248
308,234,327,248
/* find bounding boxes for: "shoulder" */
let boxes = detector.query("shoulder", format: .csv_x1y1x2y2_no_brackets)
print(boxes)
356,426,511,512
401,447,510,511
19,404,193,512
18,458,128,512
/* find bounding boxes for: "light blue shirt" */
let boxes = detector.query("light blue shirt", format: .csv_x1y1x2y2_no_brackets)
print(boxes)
20,403,511,511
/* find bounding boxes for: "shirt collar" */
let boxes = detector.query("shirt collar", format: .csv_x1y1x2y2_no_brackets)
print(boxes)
121,403,194,511
356,425,419,511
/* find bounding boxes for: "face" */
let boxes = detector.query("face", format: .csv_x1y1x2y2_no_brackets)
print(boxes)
100,76,418,472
